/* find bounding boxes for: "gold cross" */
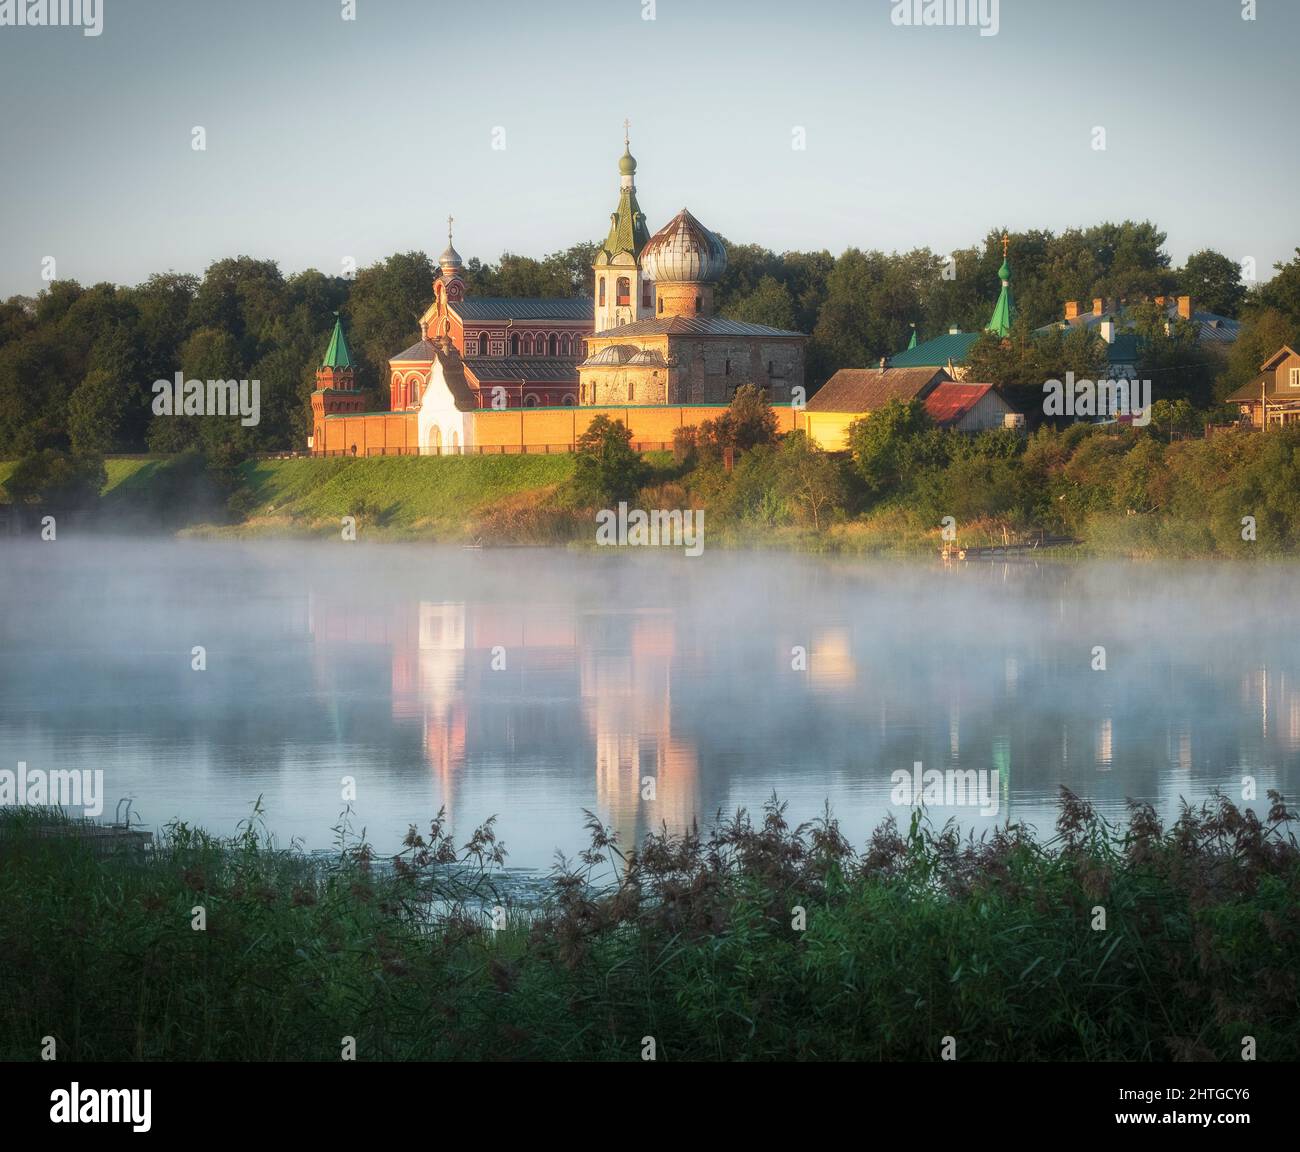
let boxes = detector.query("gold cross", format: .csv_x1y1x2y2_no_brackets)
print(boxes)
1002,232,1009,260
447,214,454,243
624,118,630,147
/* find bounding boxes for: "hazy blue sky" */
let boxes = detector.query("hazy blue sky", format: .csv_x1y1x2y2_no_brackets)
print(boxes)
1,0,1296,297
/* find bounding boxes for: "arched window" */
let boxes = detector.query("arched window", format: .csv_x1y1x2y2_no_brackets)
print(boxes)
598,277,606,306
617,277,631,306
522,334,533,355
524,393,538,407
549,333,559,356
627,381,635,402
543,393,551,406
562,393,576,406
510,333,519,356
477,333,488,356
560,334,570,356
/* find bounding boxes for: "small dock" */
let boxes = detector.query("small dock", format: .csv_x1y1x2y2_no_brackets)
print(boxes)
942,532,1078,562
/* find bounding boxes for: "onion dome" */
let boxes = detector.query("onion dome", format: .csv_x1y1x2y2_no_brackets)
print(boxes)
639,208,727,284
619,146,637,176
439,243,463,273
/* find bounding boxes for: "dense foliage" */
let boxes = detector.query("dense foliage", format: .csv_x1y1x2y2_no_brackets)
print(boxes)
2,789,1295,1060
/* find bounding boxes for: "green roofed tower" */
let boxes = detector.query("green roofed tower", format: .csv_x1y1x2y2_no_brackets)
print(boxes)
986,233,1016,339
322,312,354,370
593,121,654,333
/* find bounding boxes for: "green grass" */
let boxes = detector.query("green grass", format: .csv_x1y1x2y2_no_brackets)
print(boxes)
1,791,1296,1061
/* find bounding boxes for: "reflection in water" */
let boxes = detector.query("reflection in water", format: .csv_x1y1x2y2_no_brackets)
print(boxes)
1,541,1299,866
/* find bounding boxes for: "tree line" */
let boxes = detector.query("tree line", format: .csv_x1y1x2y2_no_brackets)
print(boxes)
1,224,1298,467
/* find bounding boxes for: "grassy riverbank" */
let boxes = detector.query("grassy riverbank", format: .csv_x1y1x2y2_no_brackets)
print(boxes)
1,792,1296,1061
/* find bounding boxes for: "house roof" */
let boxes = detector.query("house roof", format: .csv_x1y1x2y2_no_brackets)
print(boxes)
451,298,593,322
391,339,440,362
597,315,803,339
1223,372,1300,405
806,367,948,413
1035,303,1242,345
923,382,1001,426
1261,345,1300,371
462,358,580,385
889,331,980,369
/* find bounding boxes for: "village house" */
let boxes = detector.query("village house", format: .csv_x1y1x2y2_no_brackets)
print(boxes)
803,365,1017,451
1224,345,1300,428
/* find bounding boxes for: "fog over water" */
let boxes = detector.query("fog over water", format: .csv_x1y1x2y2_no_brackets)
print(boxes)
1,538,1296,868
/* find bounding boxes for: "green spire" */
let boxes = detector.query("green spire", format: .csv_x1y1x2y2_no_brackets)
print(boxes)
601,124,650,262
986,233,1016,338
907,324,918,350
322,312,353,370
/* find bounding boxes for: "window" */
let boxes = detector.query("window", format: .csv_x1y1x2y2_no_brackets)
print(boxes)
598,277,606,306
1290,367,1300,389
510,333,519,356
478,333,488,356
561,335,570,356
642,280,652,308
617,277,631,306
724,359,731,377
549,334,559,356
657,297,664,314
694,295,702,313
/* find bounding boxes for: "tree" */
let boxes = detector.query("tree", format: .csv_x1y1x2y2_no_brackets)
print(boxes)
723,275,797,331
846,397,933,496
1179,250,1246,317
776,430,844,530
728,383,778,449
3,449,106,510
573,415,646,505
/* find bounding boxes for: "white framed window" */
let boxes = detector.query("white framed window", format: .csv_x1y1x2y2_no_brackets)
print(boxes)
1289,367,1300,389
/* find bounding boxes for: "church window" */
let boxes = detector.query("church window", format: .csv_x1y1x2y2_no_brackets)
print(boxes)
523,334,533,355
511,333,520,356
478,333,488,356
627,382,635,402
561,335,570,356
725,359,731,376
695,295,702,312
617,277,631,306
549,334,559,356
657,297,664,315
642,280,652,308
598,277,606,306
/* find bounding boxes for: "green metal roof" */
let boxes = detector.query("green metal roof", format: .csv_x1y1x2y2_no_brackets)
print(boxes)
322,314,353,369
986,258,1016,338
599,146,651,263
889,331,980,368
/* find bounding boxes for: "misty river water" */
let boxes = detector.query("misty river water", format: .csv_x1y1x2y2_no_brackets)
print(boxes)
1,538,1297,868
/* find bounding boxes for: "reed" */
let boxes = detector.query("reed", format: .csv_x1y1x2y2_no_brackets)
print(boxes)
1,790,1296,1062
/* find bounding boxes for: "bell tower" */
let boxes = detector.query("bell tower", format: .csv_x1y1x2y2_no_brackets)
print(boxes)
592,123,652,333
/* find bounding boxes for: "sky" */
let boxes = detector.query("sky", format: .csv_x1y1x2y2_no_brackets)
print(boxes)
0,0,1296,298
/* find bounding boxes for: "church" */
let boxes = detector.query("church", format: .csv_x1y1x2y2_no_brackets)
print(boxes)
310,135,804,456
